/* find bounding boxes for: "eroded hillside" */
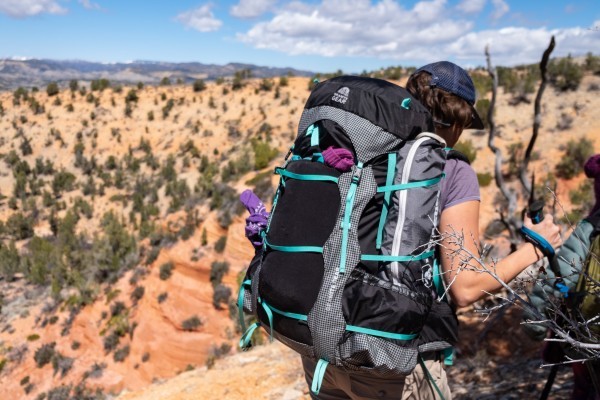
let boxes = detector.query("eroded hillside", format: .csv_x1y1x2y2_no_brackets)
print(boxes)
0,67,599,399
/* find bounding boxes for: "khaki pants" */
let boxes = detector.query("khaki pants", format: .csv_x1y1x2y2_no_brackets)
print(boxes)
302,356,451,400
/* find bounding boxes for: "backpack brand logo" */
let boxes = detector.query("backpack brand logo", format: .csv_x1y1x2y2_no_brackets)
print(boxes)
331,87,350,104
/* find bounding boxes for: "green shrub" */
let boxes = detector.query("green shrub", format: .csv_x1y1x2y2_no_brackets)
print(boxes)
27,334,41,342
548,56,583,91
555,138,594,179
51,353,74,377
252,139,279,169
214,236,227,254
159,262,174,280
113,345,130,362
452,139,477,163
5,212,34,240
193,79,206,92
475,99,490,129
157,292,168,303
181,316,202,331
103,332,120,354
34,342,56,368
470,72,492,98
130,286,145,303
477,172,493,187
210,261,229,287
46,82,59,97
213,284,231,310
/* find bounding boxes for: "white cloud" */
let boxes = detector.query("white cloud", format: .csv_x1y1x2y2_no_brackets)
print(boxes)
456,0,486,14
176,4,222,32
0,0,67,18
230,0,276,19
236,0,600,68
78,0,101,11
239,0,472,58
490,0,509,20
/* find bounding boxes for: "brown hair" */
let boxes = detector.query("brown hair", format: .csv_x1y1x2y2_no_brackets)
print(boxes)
406,71,474,134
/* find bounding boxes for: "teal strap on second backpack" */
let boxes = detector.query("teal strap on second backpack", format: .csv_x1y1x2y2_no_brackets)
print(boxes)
346,325,417,341
418,356,446,400
239,322,260,350
339,162,363,274
307,124,320,148
376,153,396,250
377,174,444,193
263,237,323,254
237,279,252,332
442,347,454,366
275,168,339,184
360,249,435,263
311,359,329,395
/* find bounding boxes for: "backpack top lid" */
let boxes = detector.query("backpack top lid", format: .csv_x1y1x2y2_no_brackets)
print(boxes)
305,76,433,140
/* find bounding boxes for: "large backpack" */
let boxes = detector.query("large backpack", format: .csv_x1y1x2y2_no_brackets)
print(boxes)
237,76,456,391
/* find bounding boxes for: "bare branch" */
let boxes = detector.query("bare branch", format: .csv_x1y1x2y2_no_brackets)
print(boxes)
519,36,556,194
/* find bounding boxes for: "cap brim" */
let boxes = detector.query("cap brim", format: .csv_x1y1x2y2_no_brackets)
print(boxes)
469,106,485,130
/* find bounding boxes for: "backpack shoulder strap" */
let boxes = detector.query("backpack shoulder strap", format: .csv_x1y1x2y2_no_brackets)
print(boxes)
445,149,471,165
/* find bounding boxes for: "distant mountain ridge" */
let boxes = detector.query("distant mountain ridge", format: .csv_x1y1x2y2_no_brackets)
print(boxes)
0,58,315,89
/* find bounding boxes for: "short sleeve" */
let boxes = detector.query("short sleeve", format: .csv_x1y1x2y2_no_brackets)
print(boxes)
439,158,480,211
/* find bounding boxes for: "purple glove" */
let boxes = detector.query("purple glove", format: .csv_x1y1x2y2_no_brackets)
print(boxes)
240,190,269,248
323,146,354,172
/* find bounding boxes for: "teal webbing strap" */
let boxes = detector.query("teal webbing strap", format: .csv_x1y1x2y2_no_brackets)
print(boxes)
237,279,252,332
259,299,274,342
262,301,308,321
239,322,260,350
340,162,363,274
433,259,444,298
311,359,329,395
401,98,411,109
360,250,435,263
418,356,446,400
307,124,320,148
346,324,418,341
377,174,444,193
376,153,396,250
442,347,454,366
263,238,323,254
275,168,339,184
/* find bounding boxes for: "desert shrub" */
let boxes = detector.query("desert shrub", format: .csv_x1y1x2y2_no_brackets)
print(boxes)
45,385,71,400
125,89,138,103
71,341,80,350
159,262,174,280
181,316,202,331
34,342,56,368
556,112,574,131
130,286,145,303
452,139,477,163
279,76,289,87
5,212,34,240
477,172,493,187
46,82,59,97
213,284,232,310
160,77,171,86
113,345,130,362
91,78,110,91
210,261,229,287
470,72,492,97
157,292,168,303
103,332,120,354
548,56,583,91
252,139,279,169
569,179,594,216
52,170,77,197
259,78,274,91
214,236,227,254
555,138,594,179
193,79,206,92
51,353,74,377
474,99,490,129
27,334,41,342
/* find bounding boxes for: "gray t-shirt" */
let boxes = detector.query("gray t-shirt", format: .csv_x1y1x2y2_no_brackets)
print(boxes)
439,158,480,211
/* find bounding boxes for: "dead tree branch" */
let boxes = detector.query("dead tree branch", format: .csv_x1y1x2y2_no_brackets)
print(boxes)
519,36,556,195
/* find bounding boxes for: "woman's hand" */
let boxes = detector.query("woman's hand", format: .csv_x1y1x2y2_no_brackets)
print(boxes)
522,213,563,251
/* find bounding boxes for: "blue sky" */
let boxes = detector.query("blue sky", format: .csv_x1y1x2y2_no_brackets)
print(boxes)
0,0,599,73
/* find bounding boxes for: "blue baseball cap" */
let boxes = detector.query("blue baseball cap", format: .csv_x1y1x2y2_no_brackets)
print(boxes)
412,61,485,130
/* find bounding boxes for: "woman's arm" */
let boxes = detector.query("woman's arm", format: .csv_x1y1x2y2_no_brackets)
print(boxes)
438,200,562,307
